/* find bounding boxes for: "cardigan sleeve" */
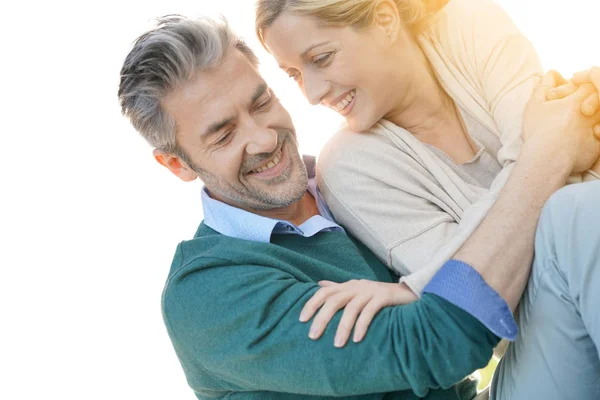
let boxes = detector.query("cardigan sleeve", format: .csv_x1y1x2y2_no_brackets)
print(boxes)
469,0,543,166
162,256,498,398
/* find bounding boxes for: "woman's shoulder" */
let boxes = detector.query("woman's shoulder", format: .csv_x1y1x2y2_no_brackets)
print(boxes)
426,0,520,38
317,122,431,184
434,0,510,20
319,123,407,166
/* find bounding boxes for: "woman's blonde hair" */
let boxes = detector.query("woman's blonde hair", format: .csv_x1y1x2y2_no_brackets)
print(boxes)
256,0,446,48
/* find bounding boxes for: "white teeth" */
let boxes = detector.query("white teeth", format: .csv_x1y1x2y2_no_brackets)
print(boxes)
252,151,282,174
333,90,355,113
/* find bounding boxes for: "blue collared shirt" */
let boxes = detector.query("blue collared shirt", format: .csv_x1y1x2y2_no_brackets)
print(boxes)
201,164,517,340
202,178,344,243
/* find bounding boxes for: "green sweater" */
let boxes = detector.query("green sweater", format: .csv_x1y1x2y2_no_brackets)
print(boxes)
162,223,499,399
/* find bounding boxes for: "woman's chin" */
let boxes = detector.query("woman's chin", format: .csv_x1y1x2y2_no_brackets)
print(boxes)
346,116,375,133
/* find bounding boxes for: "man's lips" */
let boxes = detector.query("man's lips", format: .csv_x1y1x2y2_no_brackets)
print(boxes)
246,146,287,179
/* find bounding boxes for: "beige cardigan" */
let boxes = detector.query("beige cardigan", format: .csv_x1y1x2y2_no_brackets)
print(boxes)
317,0,599,295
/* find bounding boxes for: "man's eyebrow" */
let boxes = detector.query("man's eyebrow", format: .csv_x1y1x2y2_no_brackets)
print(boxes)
250,83,269,106
202,116,235,140
300,41,331,59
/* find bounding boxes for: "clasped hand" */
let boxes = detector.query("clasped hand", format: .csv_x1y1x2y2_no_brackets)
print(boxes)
545,67,600,173
523,68,600,173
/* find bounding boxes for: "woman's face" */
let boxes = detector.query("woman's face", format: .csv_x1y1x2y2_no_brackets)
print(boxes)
263,10,417,132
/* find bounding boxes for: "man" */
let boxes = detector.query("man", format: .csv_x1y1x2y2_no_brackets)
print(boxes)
118,16,600,400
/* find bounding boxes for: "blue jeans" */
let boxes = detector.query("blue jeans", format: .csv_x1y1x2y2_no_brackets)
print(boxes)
491,181,600,400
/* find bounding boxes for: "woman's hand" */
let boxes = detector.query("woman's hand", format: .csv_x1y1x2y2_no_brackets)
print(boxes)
300,280,417,348
523,71,600,173
547,67,600,126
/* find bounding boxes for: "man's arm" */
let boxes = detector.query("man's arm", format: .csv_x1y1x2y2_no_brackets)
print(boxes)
163,259,498,398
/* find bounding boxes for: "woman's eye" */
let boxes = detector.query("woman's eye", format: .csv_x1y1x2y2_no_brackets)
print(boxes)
313,52,334,67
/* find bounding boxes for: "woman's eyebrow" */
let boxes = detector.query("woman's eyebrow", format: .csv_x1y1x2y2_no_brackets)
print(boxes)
300,41,331,59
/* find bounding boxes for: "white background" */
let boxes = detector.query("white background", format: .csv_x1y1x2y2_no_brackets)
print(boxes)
1,1,598,398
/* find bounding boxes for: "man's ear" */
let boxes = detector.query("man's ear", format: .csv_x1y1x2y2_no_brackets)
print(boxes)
153,149,197,182
373,0,402,43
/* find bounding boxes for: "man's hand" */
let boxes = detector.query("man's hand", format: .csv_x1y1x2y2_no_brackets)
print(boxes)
300,280,417,348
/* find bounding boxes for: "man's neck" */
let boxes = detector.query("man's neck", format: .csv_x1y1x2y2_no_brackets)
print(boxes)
256,191,320,226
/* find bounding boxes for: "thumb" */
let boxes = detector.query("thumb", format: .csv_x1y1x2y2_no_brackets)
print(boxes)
532,71,558,102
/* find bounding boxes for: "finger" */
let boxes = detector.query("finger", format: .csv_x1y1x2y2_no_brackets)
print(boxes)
594,124,600,140
309,293,352,340
300,287,335,322
590,67,600,93
572,70,591,85
572,66,600,84
532,71,558,102
551,70,569,86
318,280,338,287
353,299,388,343
333,296,370,348
581,93,600,117
572,66,600,89
564,82,597,103
546,82,577,101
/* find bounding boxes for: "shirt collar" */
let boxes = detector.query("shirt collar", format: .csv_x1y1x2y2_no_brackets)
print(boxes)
201,178,342,243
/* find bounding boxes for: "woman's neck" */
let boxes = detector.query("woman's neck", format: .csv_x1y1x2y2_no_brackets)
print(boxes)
382,40,478,163
384,48,456,140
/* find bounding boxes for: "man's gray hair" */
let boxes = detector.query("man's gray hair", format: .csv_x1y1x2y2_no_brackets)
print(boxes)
118,15,258,160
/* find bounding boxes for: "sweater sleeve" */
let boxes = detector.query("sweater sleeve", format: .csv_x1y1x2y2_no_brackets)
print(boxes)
162,257,499,398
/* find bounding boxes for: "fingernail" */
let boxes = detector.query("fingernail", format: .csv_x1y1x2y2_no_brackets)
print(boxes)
309,326,319,339
547,90,556,100
299,313,307,322
353,334,362,343
334,335,343,347
583,105,594,115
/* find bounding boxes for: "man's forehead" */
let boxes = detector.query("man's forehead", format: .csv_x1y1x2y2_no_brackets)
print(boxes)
184,51,261,102
163,50,265,129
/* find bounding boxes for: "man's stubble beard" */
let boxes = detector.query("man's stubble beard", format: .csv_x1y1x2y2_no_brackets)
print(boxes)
194,129,309,211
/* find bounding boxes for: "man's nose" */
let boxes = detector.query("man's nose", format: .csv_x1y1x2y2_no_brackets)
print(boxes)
245,123,278,155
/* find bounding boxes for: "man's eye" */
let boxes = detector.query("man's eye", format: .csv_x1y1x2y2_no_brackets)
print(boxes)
215,131,233,146
256,96,273,111
313,52,334,67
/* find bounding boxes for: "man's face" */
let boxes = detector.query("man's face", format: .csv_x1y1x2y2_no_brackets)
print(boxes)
161,49,308,212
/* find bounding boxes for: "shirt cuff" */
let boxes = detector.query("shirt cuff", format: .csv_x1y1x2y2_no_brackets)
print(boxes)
423,259,518,340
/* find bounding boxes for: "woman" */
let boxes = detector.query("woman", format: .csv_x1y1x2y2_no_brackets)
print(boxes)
256,0,599,308
256,0,600,398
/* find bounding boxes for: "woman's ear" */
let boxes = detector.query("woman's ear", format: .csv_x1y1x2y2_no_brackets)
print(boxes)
373,0,402,43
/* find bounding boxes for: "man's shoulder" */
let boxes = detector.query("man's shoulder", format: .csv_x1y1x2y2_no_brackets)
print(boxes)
170,221,262,275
